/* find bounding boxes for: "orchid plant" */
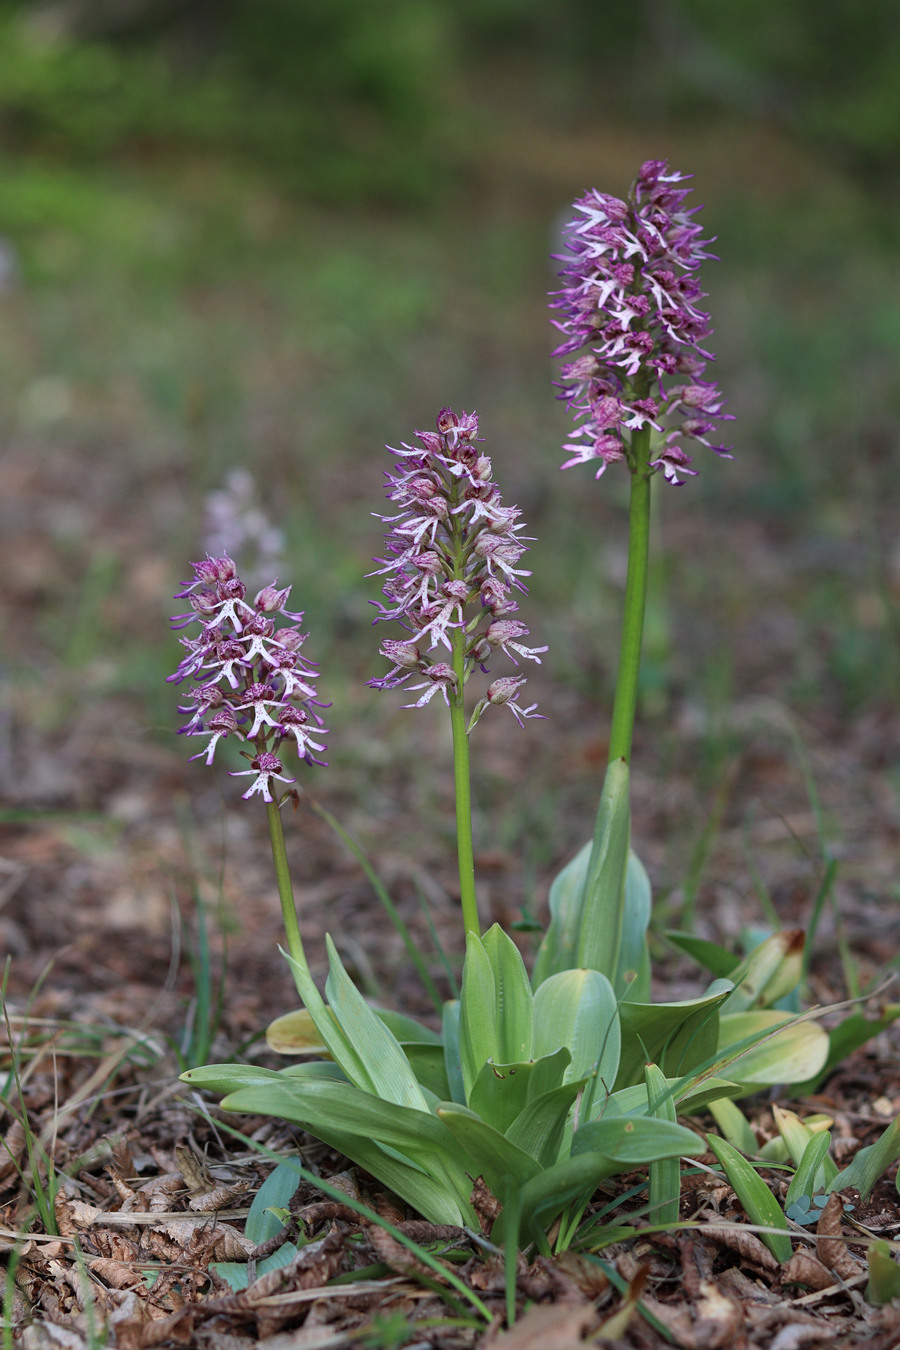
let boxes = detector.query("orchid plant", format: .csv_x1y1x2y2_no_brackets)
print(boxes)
179,161,898,1260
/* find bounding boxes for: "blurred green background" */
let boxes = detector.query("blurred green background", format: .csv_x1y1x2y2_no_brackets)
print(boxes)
1,0,898,875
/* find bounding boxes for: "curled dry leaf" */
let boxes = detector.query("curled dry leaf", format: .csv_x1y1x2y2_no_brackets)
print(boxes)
53,1192,101,1235
691,1279,743,1350
699,1216,780,1272
484,1300,600,1349
783,1250,837,1291
366,1221,446,1281
471,1175,502,1233
816,1192,865,1281
187,1178,251,1211
173,1142,210,1194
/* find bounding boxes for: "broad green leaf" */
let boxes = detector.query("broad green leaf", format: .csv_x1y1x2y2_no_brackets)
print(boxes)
183,1063,291,1094
665,931,740,980
323,935,429,1111
532,759,630,987
533,968,620,1087
707,1134,792,1263
481,925,535,1065
436,1102,541,1194
615,988,728,1089
791,1007,900,1097
708,1098,758,1155
758,1113,833,1162
376,1010,443,1045
867,1240,900,1306
505,1077,585,1168
468,1047,570,1136
245,1160,303,1244
616,852,651,1002
721,931,805,1014
459,926,534,1101
830,1114,900,1202
718,1011,828,1086
284,948,378,1093
645,1063,680,1224
442,999,466,1105
573,1115,702,1166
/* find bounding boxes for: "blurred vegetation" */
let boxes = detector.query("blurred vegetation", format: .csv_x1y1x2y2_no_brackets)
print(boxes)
0,0,898,200
0,0,898,822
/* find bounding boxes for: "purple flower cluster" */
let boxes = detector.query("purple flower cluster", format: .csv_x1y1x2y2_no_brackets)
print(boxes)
168,556,327,802
369,407,546,729
551,160,733,485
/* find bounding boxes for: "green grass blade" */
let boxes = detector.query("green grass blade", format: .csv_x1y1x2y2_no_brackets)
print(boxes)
645,1063,680,1225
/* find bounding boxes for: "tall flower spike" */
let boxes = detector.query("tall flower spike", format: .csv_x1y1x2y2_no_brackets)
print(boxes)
551,160,733,484
169,554,328,798
368,408,546,730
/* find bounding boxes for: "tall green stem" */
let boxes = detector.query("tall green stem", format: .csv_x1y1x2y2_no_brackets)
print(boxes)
266,796,307,968
608,425,653,765
449,625,479,937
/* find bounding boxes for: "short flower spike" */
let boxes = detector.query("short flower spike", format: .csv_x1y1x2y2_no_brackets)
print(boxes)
168,555,328,797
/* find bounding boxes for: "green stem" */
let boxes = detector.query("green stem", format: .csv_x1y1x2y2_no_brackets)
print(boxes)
449,626,479,937
608,426,653,765
266,796,307,967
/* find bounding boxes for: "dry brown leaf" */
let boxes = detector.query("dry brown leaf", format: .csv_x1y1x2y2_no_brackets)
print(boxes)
366,1222,445,1281
692,1279,743,1350
53,1193,101,1236
0,1117,26,1181
783,1250,836,1291
87,1256,145,1292
187,1179,251,1212
471,1175,502,1233
173,1142,210,1194
485,1300,599,1349
700,1217,780,1271
816,1192,865,1281
547,1249,610,1299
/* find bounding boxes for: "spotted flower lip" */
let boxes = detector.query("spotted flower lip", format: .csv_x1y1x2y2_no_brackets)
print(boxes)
169,554,328,794
551,160,733,485
368,408,546,728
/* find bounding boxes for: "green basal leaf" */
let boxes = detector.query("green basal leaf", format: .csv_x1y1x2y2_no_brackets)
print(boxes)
468,1047,570,1136
482,925,535,1066
323,935,430,1111
867,1240,900,1306
182,1062,292,1094
707,1134,792,1264
532,967,620,1088
616,851,651,1003
245,1159,303,1244
784,1131,833,1211
604,1074,742,1119
436,1102,542,1193
442,999,466,1105
791,1006,900,1097
718,1011,829,1086
375,1010,443,1045
505,1077,585,1168
665,931,740,980
212,1242,300,1292
219,1076,475,1226
721,931,805,1014
615,987,729,1090
829,1113,900,1202
532,759,630,988
572,1115,702,1166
